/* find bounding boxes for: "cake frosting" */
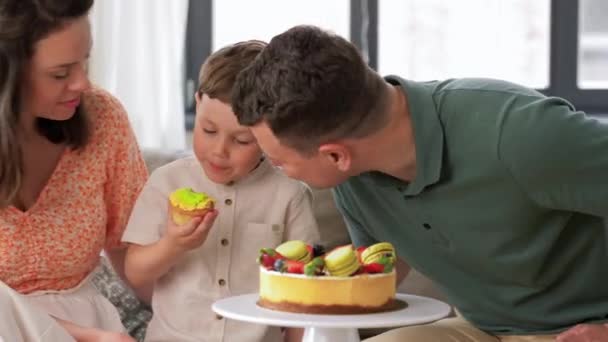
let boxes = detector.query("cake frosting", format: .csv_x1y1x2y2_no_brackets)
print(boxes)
257,241,398,314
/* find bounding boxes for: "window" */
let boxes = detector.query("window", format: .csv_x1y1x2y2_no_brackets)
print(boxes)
213,0,349,50
378,0,550,89
185,0,608,127
578,0,608,89
184,0,350,128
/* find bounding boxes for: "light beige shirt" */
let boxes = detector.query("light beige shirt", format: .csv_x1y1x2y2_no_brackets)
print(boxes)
122,157,320,342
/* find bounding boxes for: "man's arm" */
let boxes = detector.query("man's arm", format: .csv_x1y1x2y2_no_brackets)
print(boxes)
499,96,608,217
556,323,608,342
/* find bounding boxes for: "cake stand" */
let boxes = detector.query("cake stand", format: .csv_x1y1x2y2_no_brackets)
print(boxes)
212,293,451,342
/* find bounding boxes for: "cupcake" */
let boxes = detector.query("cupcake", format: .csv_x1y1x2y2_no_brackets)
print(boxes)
169,187,215,225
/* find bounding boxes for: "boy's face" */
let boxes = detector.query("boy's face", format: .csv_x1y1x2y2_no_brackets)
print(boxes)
250,121,350,189
193,94,263,184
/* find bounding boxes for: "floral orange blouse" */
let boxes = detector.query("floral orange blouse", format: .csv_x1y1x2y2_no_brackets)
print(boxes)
0,88,148,294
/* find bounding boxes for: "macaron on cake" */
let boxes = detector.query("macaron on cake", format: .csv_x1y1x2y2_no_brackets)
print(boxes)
257,241,397,314
275,240,313,263
324,245,360,277
360,242,396,273
169,187,215,225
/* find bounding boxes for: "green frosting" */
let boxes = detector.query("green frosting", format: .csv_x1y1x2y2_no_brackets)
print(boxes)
172,187,211,208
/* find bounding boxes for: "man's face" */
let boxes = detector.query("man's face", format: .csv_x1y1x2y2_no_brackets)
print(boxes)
250,122,350,188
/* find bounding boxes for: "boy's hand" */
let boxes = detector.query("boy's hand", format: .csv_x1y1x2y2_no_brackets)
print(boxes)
164,208,218,252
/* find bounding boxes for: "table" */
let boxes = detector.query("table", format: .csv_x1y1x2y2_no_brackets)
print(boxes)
212,293,451,342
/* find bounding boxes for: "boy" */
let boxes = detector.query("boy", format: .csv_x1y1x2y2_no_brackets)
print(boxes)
122,40,320,342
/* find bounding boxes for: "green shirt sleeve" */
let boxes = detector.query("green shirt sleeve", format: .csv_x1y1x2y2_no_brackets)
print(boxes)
499,95,608,217
331,187,378,247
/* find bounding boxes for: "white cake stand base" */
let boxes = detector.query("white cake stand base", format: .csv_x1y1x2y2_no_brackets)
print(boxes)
303,326,360,342
213,293,451,342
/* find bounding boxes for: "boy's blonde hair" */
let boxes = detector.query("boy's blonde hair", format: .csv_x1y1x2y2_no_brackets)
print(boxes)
198,40,267,104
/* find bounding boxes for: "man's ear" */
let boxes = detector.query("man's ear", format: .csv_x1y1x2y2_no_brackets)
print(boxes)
318,143,351,172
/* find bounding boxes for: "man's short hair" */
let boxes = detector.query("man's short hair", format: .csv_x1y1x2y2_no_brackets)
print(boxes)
232,25,389,153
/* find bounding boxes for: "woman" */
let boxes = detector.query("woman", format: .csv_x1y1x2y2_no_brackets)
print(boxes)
0,0,147,340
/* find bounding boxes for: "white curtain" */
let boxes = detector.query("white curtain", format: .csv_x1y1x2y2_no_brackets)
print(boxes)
89,0,189,150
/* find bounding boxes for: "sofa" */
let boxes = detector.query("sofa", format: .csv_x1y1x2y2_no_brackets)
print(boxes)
93,148,450,341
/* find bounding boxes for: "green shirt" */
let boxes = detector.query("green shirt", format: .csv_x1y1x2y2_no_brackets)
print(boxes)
333,76,608,334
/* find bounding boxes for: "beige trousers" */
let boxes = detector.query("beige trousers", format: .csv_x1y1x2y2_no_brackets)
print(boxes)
25,271,125,334
364,316,557,342
0,281,74,342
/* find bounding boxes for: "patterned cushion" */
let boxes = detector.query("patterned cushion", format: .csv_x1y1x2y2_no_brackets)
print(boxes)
91,257,152,341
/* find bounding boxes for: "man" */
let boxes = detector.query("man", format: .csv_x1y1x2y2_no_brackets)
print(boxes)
232,25,608,342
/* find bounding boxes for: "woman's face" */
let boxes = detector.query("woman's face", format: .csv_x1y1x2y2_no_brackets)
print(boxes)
19,15,92,122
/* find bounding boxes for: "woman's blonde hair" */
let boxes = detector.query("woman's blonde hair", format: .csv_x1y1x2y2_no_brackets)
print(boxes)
0,0,93,207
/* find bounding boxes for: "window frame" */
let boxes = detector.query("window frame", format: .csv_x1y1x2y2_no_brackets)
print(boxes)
546,0,608,114
184,0,608,130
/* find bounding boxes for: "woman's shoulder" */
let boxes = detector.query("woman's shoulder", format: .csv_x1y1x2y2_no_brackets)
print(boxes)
82,87,130,129
81,87,133,143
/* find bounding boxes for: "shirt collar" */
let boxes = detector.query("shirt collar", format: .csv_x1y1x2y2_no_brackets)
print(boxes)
215,157,272,191
360,76,444,196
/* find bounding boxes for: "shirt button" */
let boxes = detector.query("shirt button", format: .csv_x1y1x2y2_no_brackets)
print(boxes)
218,279,226,286
221,238,229,246
423,223,432,230
225,199,233,205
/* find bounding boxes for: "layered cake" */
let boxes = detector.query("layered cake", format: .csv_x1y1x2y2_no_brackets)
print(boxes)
257,241,398,314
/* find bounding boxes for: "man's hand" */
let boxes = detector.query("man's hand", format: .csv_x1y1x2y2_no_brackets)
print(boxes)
164,209,218,252
556,323,608,342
